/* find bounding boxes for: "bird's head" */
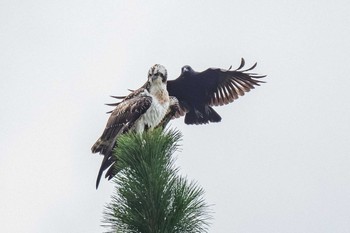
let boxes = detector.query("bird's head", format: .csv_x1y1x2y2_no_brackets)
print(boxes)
148,64,167,86
181,65,194,75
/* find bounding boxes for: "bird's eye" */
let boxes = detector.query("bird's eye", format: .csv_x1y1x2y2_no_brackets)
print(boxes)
154,72,164,77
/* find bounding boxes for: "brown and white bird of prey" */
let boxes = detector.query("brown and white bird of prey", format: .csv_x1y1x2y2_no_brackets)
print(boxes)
112,58,265,125
91,64,171,189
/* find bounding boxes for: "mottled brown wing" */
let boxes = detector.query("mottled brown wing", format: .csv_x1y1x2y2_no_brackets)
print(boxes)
92,95,152,188
91,95,152,155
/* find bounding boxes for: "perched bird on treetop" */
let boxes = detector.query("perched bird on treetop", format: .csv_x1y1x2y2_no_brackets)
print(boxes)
91,64,172,189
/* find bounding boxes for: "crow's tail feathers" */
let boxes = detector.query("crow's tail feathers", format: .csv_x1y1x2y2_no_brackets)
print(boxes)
184,106,221,125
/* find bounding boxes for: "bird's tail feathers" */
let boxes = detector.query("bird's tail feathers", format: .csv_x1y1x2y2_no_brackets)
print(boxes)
185,106,221,125
206,106,221,123
96,153,115,189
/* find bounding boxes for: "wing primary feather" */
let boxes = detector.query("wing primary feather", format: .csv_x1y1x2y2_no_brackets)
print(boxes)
231,82,245,96
226,82,239,100
223,86,232,103
220,86,229,104
222,86,234,103
110,95,126,99
218,87,226,105
209,97,214,106
241,62,257,72
251,75,267,79
235,77,255,89
236,58,246,70
213,92,219,106
105,103,120,106
234,79,253,91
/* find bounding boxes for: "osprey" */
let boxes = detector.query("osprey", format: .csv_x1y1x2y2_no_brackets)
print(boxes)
112,58,265,125
91,64,171,188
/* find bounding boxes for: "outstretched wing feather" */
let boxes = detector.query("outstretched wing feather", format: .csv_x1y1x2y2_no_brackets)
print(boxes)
199,61,265,107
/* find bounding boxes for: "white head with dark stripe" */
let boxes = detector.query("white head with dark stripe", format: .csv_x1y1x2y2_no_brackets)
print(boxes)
146,64,169,102
148,64,167,84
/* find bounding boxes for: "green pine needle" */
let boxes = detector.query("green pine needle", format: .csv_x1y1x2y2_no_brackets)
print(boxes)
103,128,211,233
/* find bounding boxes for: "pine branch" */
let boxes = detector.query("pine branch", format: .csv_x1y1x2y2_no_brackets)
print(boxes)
103,128,211,233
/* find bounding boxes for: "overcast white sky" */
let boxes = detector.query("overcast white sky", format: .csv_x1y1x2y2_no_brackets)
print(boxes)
1,0,350,232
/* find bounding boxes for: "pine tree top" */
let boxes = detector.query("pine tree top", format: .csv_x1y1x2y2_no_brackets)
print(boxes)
103,128,211,233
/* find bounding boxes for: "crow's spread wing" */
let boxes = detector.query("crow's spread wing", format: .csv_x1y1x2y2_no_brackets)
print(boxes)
201,59,265,106
167,58,265,109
